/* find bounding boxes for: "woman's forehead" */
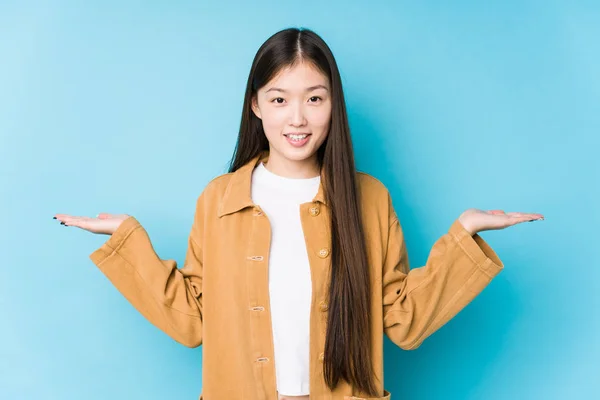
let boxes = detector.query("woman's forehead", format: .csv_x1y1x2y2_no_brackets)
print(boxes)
263,62,329,91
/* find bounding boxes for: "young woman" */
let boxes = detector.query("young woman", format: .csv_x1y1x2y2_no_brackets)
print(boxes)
54,28,543,400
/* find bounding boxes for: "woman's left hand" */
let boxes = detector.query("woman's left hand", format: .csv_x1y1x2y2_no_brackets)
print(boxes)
458,208,544,236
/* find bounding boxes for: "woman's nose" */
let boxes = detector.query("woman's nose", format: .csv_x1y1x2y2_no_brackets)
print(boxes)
289,103,307,126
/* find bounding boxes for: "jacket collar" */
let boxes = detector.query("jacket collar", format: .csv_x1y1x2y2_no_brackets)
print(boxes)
217,150,327,218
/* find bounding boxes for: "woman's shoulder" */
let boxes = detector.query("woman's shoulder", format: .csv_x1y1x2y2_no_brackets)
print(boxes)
356,171,396,224
190,172,236,214
203,172,235,195
356,171,392,201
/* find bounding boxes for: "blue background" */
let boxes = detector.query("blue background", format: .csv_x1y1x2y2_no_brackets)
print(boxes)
1,1,598,399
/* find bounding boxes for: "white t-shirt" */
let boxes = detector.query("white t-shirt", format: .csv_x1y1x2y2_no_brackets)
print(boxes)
251,161,321,396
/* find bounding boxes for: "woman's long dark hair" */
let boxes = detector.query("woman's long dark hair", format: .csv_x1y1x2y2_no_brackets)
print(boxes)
228,28,377,396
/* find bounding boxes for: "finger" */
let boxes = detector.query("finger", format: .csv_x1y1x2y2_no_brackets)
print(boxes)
54,214,74,224
511,212,544,221
509,211,543,216
527,215,544,221
505,212,539,219
54,213,74,220
76,217,95,230
61,215,88,221
56,214,88,220
65,217,95,229
512,215,544,224
61,216,90,226
523,213,544,220
506,214,540,224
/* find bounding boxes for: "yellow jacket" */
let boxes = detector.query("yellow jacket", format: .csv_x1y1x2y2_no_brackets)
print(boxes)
89,150,504,400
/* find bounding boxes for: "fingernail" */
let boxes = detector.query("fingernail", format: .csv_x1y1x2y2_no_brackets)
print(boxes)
53,217,57,219
60,222,65,225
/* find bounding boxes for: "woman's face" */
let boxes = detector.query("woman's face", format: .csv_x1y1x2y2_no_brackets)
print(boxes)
251,61,332,172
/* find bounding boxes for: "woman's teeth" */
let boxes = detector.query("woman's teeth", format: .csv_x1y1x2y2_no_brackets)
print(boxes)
285,133,311,147
288,134,308,141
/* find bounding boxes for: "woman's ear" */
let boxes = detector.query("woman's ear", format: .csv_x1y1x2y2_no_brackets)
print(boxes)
251,95,262,120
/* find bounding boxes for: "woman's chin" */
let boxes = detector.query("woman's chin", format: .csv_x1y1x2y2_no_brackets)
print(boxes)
282,147,318,162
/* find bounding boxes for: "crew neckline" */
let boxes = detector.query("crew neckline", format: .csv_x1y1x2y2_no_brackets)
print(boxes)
254,162,320,189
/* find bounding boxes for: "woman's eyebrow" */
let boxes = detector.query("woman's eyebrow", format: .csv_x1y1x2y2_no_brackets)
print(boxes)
265,85,329,93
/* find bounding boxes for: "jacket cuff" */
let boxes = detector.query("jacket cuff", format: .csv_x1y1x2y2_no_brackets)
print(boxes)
89,216,142,266
448,219,504,278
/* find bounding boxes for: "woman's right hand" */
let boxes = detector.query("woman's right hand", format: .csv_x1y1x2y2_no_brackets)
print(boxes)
53,213,131,235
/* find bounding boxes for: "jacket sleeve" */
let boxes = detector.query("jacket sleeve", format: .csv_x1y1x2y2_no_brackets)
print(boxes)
382,202,504,350
88,194,205,348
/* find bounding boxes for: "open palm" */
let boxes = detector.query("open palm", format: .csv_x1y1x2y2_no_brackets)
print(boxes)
458,208,544,235
53,213,130,235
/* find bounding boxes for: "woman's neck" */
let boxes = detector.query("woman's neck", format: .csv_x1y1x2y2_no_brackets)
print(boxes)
263,152,320,179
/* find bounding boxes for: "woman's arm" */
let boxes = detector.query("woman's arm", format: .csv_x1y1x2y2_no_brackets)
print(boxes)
89,196,205,348
382,212,504,350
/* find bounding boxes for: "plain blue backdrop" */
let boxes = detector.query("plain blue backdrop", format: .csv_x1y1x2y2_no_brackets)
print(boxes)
1,1,598,399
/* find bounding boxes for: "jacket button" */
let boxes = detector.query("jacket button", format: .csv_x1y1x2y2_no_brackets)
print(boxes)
319,301,328,312
318,248,330,258
309,206,320,216
318,352,325,362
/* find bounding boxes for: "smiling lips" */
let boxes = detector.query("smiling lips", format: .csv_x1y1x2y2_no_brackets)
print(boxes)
284,133,311,147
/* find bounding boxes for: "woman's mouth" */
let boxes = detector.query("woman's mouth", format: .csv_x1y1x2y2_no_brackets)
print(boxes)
284,133,311,147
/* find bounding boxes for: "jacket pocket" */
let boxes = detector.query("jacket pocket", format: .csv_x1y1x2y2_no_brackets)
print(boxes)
344,389,391,399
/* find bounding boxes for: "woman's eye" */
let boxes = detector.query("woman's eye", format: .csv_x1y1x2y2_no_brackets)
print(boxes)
271,96,322,104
